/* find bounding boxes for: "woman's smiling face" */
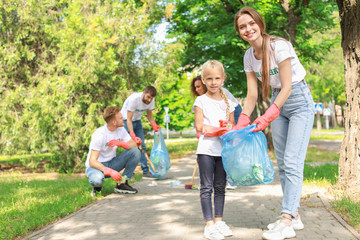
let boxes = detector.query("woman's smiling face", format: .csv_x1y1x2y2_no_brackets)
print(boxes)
236,14,261,43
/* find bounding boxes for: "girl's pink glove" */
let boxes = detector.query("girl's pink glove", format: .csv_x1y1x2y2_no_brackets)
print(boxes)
107,139,129,149
202,123,231,137
150,122,160,132
103,167,122,182
232,113,251,130
130,132,142,146
219,120,235,128
253,103,280,132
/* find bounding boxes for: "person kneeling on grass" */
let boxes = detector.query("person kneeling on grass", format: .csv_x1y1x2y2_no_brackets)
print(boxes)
85,106,142,196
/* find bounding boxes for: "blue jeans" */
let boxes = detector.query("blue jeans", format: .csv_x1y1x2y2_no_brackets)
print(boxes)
234,104,242,124
197,154,227,221
123,119,149,173
85,148,141,188
271,80,315,218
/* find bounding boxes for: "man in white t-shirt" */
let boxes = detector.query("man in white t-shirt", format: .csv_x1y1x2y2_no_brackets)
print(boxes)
85,106,141,196
121,86,161,179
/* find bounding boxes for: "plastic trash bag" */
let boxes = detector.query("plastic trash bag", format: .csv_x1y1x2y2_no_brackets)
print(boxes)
220,124,274,186
149,130,171,178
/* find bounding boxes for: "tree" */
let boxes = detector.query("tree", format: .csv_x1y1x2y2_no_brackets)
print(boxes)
165,0,338,148
335,0,360,199
0,0,164,172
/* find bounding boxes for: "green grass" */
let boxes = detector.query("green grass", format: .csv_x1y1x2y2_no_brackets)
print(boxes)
310,134,344,141
303,163,338,185
305,146,340,162
0,172,143,240
332,196,360,231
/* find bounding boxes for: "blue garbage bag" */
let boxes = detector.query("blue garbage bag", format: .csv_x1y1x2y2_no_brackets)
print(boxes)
220,124,274,186
149,130,171,178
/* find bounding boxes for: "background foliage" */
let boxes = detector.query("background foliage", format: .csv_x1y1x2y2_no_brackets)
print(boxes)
0,0,344,172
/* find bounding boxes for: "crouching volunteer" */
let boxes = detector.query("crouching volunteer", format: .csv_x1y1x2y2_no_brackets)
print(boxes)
85,106,141,196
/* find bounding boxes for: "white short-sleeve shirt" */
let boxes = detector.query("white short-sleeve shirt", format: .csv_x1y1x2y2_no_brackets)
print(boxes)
244,39,306,88
120,92,155,121
193,94,235,156
85,124,131,167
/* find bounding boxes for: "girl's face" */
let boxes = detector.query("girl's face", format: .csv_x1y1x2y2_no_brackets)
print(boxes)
202,68,225,95
236,14,261,43
194,80,206,96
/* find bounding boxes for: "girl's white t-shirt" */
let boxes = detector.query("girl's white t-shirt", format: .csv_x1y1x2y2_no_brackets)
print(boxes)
85,124,131,168
193,94,235,156
244,39,306,88
120,92,155,121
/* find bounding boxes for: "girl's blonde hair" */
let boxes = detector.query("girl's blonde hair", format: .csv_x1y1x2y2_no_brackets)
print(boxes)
234,7,279,99
201,60,230,120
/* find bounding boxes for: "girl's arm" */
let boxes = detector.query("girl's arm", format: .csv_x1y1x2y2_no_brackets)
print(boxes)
194,106,204,132
273,58,292,107
242,71,258,116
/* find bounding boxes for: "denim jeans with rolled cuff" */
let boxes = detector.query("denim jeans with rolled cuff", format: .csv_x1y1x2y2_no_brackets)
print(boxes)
86,148,141,188
271,80,315,218
197,154,227,221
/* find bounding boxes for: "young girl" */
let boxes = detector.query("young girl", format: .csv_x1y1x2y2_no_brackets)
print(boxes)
233,7,315,240
193,60,235,240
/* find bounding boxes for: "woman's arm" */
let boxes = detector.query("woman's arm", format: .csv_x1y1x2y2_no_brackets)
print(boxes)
242,71,258,116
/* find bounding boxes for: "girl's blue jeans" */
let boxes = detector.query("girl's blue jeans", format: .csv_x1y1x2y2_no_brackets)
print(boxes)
197,154,227,221
271,80,315,217
86,148,141,188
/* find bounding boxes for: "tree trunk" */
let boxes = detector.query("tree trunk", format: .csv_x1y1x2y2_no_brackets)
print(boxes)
336,0,360,200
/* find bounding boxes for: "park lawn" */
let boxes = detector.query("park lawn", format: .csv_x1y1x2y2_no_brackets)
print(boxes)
2,138,359,238
305,146,340,162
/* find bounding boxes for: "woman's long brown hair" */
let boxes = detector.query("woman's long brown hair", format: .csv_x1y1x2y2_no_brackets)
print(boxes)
234,7,272,99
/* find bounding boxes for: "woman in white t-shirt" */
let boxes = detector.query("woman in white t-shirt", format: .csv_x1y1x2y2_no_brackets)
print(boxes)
234,7,315,240
193,60,235,240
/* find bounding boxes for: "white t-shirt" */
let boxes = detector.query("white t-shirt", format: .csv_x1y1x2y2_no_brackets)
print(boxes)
193,94,235,156
85,124,131,168
244,39,306,88
120,92,155,121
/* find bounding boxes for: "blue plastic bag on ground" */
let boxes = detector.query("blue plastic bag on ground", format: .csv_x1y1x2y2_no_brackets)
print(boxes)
220,124,274,186
149,130,171,178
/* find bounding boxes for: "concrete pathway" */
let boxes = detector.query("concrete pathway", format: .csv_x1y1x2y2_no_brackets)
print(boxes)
25,153,359,240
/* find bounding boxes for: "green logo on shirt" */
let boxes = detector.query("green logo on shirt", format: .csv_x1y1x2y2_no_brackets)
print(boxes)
255,68,279,79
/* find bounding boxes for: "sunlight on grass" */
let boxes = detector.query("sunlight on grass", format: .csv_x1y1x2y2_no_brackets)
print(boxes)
305,147,340,162
332,195,360,231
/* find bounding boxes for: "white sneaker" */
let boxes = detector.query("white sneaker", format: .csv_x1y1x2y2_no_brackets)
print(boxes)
267,216,304,230
215,221,232,237
226,182,237,190
262,222,296,240
204,225,224,240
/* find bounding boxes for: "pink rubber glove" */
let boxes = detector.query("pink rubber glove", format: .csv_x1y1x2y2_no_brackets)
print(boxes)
150,122,160,132
232,113,251,130
253,103,280,132
202,125,230,137
219,120,235,129
103,167,122,182
107,139,129,149
196,131,201,139
130,132,142,146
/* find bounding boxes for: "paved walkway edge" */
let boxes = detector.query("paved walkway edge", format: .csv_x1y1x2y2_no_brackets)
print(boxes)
22,195,113,240
318,193,360,240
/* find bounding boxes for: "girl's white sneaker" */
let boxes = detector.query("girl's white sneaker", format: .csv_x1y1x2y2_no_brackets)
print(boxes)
215,221,233,237
204,225,224,240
